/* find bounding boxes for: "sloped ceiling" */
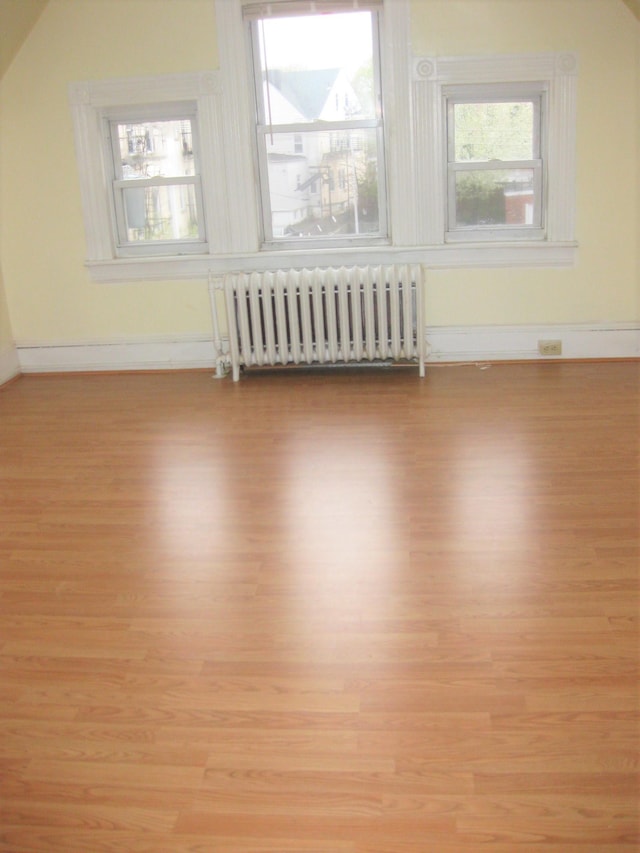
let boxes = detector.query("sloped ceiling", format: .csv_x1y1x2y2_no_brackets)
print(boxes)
0,0,637,82
0,0,48,79
622,0,640,18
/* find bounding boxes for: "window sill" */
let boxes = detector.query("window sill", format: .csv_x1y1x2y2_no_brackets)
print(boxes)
446,229,545,243
428,241,577,269
86,241,578,283
115,242,209,259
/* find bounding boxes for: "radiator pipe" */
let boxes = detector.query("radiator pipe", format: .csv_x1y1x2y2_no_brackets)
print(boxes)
208,274,229,379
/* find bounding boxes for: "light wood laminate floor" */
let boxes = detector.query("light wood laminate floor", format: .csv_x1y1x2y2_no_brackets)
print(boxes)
0,362,638,852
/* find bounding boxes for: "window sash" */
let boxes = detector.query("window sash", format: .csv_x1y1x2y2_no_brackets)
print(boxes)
447,94,542,164
112,178,206,250
248,7,387,247
447,162,543,239
106,111,207,254
255,124,387,245
243,1,381,21
445,90,545,241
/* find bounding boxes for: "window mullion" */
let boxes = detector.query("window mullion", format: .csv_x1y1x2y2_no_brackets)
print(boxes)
257,119,381,135
447,167,456,232
113,187,129,247
113,175,198,189
255,133,274,243
450,159,541,172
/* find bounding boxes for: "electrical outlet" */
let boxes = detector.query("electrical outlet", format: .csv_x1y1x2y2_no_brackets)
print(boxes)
538,339,562,356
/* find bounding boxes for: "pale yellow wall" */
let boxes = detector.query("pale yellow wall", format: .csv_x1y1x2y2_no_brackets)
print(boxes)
636,18,640,299
0,0,637,345
1,0,218,343
0,47,15,352
0,269,15,350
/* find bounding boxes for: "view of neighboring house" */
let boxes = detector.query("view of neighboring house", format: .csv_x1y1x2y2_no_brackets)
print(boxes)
118,118,199,244
262,68,375,238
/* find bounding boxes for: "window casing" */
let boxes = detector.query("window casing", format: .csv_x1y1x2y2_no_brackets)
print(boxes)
412,52,577,261
244,2,388,250
68,71,228,279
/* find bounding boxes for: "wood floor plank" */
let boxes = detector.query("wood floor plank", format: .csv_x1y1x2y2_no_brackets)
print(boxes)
0,363,638,850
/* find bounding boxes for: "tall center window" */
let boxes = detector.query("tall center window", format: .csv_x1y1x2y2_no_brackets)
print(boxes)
245,2,387,248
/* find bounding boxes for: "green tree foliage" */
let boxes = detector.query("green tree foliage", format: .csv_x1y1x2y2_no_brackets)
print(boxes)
455,175,505,226
454,101,533,162
350,61,374,116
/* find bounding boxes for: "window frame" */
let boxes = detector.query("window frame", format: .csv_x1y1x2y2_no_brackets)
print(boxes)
412,52,578,260
444,83,547,243
68,71,227,277
104,102,208,257
244,2,389,251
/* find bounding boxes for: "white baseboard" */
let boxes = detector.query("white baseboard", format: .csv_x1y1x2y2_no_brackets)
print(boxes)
16,334,217,373
14,323,639,374
0,344,20,385
425,322,640,362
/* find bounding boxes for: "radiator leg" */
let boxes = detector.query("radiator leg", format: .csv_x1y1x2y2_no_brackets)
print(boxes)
213,357,230,379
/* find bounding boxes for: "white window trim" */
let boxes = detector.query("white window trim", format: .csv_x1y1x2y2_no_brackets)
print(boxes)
68,71,228,268
412,52,578,263
69,37,577,282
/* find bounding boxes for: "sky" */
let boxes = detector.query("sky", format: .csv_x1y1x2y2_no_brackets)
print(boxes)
260,11,373,75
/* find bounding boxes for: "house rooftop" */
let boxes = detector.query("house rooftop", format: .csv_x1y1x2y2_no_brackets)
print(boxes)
267,68,340,121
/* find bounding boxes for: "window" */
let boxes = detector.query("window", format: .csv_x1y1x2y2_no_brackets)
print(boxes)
105,106,206,255
412,52,577,262
68,71,227,280
69,27,577,281
445,85,545,242
244,2,387,247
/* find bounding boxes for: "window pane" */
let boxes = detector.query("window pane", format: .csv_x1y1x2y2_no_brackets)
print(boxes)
453,102,534,161
454,169,536,227
122,184,199,242
257,12,375,124
116,119,195,179
263,129,380,238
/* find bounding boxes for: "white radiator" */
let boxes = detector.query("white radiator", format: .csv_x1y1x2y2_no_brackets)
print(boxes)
209,265,425,381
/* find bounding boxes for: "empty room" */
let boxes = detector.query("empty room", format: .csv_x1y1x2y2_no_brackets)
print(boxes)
0,0,638,851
